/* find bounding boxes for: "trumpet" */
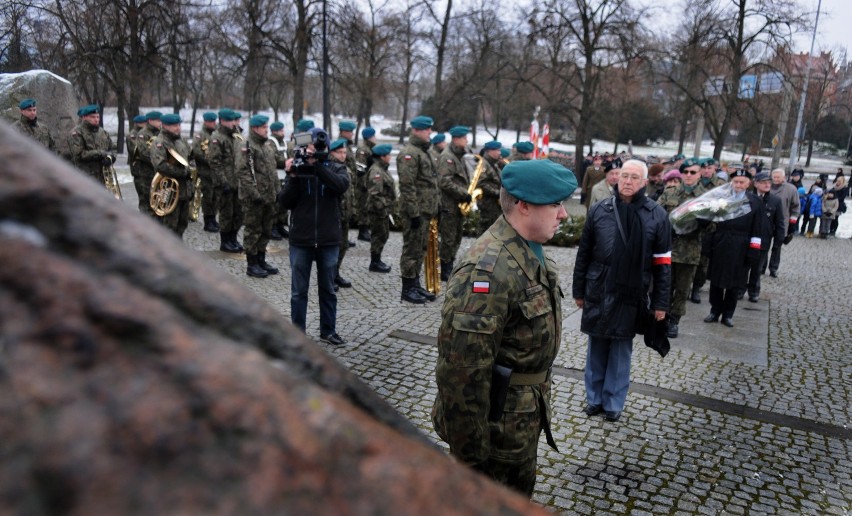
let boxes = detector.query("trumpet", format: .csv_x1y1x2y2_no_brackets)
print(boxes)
459,155,485,216
150,147,187,217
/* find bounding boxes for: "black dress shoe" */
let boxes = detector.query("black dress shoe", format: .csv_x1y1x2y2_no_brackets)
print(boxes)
704,313,720,323
721,317,734,327
769,271,778,278
584,404,603,416
690,289,701,304
748,295,759,303
334,275,352,288
666,321,679,338
736,291,744,300
604,411,621,422
320,333,346,346
348,240,356,248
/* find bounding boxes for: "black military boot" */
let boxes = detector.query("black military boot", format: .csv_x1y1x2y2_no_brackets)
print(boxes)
334,267,352,288
203,216,218,233
246,254,269,278
401,278,426,304
666,315,680,339
220,231,241,253
440,260,453,282
258,252,279,275
414,276,437,302
270,225,283,241
689,287,701,304
231,232,244,252
357,226,372,242
369,253,391,273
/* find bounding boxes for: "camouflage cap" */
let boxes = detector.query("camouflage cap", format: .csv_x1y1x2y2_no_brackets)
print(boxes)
483,140,502,150
372,143,393,156
19,99,35,109
161,113,181,125
296,119,315,132
502,160,578,204
430,133,446,145
515,141,535,154
410,115,433,130
338,120,356,132
362,127,376,139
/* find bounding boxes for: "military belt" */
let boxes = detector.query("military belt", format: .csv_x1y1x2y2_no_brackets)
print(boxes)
509,369,549,385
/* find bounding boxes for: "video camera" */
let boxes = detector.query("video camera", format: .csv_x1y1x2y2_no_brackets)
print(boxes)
292,128,329,169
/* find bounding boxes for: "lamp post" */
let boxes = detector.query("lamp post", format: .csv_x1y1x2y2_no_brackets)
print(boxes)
787,0,822,173
322,0,330,131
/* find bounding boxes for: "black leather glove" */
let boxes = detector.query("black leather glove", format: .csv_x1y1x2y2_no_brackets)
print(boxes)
783,233,794,245
101,155,113,166
462,193,473,204
409,216,422,230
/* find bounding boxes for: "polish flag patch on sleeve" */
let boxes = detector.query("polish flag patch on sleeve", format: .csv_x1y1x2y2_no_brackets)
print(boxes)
472,281,490,294
750,237,762,249
404,154,412,160
652,251,672,265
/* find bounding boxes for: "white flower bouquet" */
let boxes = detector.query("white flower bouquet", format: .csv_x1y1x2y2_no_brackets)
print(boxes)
669,183,752,234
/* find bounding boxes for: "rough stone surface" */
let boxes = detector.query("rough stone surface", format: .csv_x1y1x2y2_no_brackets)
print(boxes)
0,125,544,515
0,70,77,155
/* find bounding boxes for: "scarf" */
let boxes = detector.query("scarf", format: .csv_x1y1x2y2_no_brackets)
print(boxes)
609,186,647,306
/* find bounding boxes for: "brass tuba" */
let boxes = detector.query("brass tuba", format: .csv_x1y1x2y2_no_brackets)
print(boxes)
424,217,441,295
102,162,122,200
150,147,186,217
459,155,485,216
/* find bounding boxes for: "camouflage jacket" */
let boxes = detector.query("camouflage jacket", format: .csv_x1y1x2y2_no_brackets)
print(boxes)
437,144,470,212
700,175,726,189
189,126,216,182
206,125,240,188
397,134,439,219
133,125,160,178
342,138,358,208
432,215,562,466
68,121,113,180
125,127,140,162
151,130,193,201
235,131,285,206
477,156,501,200
13,116,55,151
428,145,443,170
367,159,396,213
355,140,376,181
581,166,605,202
657,182,707,265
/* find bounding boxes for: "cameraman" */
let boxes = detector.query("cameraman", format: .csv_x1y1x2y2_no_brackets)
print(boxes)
279,128,350,346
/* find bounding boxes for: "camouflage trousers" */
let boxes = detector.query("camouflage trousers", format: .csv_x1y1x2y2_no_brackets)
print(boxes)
219,188,243,234
369,209,390,256
356,175,369,227
243,200,274,255
477,197,501,235
199,171,220,221
692,255,710,292
133,166,155,217
400,215,430,279
439,209,464,264
670,262,698,319
158,199,189,238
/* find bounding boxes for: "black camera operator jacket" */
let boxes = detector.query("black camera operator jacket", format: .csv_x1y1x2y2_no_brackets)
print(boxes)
279,160,350,247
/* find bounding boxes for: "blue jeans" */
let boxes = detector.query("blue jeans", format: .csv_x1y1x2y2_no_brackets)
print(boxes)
584,336,634,412
289,245,339,336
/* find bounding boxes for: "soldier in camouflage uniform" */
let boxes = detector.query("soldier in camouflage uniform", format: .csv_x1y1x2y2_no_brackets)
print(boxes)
131,111,162,217
355,127,377,236
428,133,446,169
150,114,193,238
477,140,504,234
656,157,706,338
68,104,115,187
207,109,244,253
437,126,473,282
269,121,288,240
334,120,359,288
580,154,605,208
328,138,353,289
397,115,440,304
235,115,285,278
691,157,726,302
432,159,577,497
12,99,55,152
367,144,395,273
509,141,534,162
190,112,220,232
125,114,146,182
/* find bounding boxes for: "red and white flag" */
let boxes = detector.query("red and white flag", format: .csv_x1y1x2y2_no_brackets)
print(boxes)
530,119,539,159
541,123,550,157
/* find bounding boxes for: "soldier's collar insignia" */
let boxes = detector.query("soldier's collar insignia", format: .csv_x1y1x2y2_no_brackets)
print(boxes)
472,281,490,294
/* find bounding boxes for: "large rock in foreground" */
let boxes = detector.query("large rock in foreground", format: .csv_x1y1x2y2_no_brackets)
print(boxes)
0,124,544,515
0,69,77,155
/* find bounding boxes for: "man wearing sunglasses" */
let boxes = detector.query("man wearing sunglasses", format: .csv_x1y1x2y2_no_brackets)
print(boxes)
657,157,706,338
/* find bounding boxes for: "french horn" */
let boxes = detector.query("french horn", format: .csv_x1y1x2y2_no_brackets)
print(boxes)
149,147,186,216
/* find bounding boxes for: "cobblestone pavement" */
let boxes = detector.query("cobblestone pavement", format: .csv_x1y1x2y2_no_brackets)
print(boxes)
122,183,850,515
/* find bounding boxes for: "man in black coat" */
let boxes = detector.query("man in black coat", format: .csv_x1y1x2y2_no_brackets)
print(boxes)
741,171,785,302
572,159,672,423
702,170,763,327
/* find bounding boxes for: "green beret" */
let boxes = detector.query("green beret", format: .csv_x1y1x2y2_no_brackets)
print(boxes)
679,157,700,171
672,153,685,161
502,160,578,204
483,140,502,150
338,120,356,132
362,127,376,139
203,112,217,122
19,99,36,109
515,141,534,154
410,115,433,130
232,111,242,119
145,111,162,121
329,138,347,151
500,148,510,158
449,126,470,137
249,114,268,127
270,121,284,131
296,119,315,132
699,157,716,167
430,133,446,145
372,144,393,157
218,109,237,121
132,114,147,124
79,104,100,116
161,113,181,125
